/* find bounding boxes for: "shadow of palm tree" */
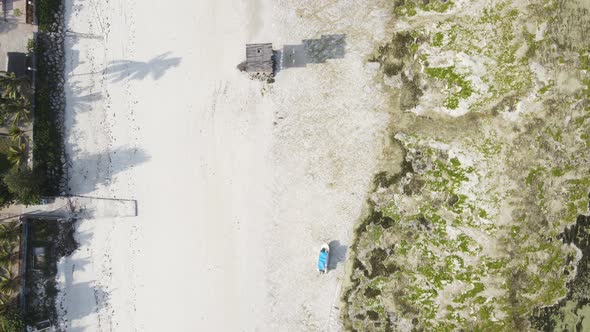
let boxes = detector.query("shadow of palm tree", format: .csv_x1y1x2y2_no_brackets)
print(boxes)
105,52,181,83
68,147,150,196
66,80,103,113
0,17,18,34
59,280,110,327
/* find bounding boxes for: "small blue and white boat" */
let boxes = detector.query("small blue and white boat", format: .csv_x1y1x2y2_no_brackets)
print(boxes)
317,243,330,273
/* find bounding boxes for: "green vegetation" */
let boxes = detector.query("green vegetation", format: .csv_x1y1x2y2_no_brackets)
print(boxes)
26,39,35,53
7,143,26,169
3,167,42,205
0,70,46,206
36,0,62,32
24,219,77,327
0,1,72,330
0,222,26,331
0,307,25,332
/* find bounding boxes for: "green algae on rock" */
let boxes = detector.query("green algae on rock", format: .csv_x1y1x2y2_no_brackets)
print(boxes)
342,0,590,330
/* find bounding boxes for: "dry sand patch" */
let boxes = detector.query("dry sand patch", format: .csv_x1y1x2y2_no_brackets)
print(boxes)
57,0,390,330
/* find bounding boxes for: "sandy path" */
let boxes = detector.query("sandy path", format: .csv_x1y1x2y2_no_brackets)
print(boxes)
57,0,389,331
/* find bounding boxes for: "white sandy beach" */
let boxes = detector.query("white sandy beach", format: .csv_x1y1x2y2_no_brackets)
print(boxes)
56,0,390,330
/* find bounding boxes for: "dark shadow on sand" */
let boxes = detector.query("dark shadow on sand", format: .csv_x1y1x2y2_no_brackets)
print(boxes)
328,240,348,271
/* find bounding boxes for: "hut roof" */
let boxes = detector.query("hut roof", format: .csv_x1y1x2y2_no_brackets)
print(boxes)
245,43,273,74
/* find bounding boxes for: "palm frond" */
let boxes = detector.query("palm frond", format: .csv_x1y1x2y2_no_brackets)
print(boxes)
0,222,20,241
8,126,26,143
0,275,20,296
7,144,26,168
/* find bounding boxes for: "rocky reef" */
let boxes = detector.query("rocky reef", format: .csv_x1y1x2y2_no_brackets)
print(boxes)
342,0,590,330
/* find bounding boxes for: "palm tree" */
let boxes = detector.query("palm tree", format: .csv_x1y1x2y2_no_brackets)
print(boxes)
0,294,12,316
0,99,30,126
0,268,20,296
0,246,13,269
8,126,28,144
7,143,26,168
0,72,30,100
11,107,30,127
0,222,20,245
